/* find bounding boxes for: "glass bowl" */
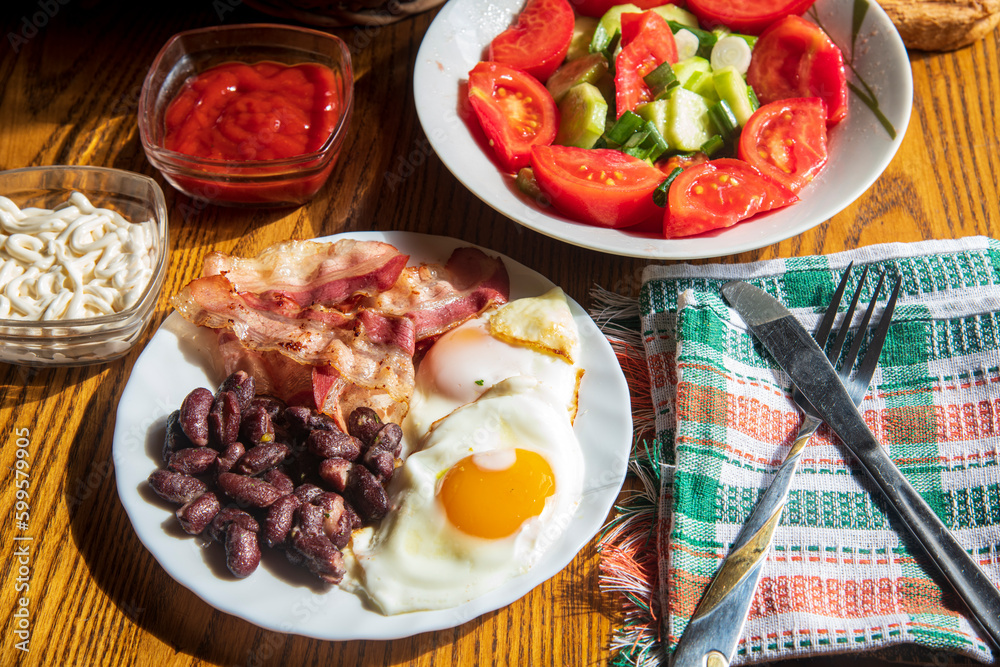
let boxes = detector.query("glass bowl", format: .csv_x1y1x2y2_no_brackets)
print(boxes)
0,166,169,367
138,24,354,207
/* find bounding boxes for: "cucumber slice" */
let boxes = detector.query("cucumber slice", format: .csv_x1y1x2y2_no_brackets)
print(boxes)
546,53,609,103
684,70,719,102
555,83,609,149
591,3,641,53
663,87,714,152
567,16,599,62
671,56,711,87
713,66,754,126
595,71,617,109
650,4,698,29
636,99,669,140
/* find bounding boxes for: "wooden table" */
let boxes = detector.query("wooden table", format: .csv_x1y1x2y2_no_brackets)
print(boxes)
1,0,997,664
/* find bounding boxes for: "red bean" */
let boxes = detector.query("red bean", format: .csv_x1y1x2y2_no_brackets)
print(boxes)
363,447,395,482
155,382,405,586
148,469,207,504
215,441,245,476
290,532,345,584
313,492,350,548
347,407,382,445
208,507,258,543
318,458,352,492
262,468,294,496
163,410,192,462
217,472,282,508
293,483,323,504
225,523,261,578
168,447,218,475
295,502,326,539
264,494,301,548
247,395,286,422
208,390,241,449
179,387,213,446
176,492,221,535
234,442,290,476
370,422,403,457
239,404,274,445
218,371,255,411
346,465,389,522
307,430,361,461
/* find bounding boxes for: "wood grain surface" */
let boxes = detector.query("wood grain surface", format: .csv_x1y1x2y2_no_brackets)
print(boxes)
0,0,997,665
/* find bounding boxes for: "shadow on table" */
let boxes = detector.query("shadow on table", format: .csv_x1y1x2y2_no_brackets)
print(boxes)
1,362,106,411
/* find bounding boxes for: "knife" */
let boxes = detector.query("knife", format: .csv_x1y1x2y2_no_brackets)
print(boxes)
720,280,1000,654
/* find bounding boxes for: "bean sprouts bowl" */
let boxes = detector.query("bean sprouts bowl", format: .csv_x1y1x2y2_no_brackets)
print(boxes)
0,166,169,367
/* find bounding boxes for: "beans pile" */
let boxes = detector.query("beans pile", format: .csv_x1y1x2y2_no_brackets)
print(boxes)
147,371,401,583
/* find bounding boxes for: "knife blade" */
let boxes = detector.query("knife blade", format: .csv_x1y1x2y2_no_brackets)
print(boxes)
720,280,1000,654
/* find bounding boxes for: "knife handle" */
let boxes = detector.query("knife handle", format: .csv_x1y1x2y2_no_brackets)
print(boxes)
670,418,820,667
843,422,1000,650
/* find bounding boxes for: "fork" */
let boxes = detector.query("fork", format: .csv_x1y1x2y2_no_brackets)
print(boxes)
671,264,902,667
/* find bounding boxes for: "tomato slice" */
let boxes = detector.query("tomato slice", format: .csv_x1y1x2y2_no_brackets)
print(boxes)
686,0,815,34
468,62,558,173
738,97,828,193
488,0,575,83
746,15,848,125
615,11,679,118
530,145,666,228
663,158,798,238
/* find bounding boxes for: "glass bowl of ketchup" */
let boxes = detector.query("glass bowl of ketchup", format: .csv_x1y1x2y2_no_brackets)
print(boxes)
139,24,353,207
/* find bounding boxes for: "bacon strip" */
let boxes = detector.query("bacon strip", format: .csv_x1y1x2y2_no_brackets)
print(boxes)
174,274,416,405
216,333,409,431
172,239,511,424
370,246,511,340
204,239,409,306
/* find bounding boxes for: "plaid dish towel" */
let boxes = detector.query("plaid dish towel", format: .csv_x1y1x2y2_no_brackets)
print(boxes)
594,236,1000,666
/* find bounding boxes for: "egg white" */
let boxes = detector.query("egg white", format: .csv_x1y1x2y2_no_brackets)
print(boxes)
403,302,580,452
351,378,583,615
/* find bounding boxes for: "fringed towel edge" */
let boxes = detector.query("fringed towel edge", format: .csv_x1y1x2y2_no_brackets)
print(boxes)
591,285,665,666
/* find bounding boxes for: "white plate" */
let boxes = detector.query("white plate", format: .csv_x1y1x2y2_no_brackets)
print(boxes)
112,231,632,640
414,0,913,259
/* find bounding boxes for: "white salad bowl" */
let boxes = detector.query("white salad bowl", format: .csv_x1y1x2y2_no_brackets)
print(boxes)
413,0,912,259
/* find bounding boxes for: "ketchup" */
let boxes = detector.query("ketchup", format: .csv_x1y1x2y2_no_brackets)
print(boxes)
161,61,344,205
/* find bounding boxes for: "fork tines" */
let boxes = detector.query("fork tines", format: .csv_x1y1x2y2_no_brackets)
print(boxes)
823,265,902,403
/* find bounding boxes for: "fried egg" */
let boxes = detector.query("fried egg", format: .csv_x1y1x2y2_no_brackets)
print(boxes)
403,287,582,450
351,377,583,614
348,288,587,614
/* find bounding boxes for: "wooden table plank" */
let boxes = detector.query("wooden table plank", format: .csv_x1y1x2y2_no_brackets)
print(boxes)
1,0,997,664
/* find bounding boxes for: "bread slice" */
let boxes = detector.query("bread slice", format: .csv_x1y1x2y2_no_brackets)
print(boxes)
880,0,1000,51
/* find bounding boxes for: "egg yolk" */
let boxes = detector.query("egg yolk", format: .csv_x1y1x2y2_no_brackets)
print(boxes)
438,449,555,539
